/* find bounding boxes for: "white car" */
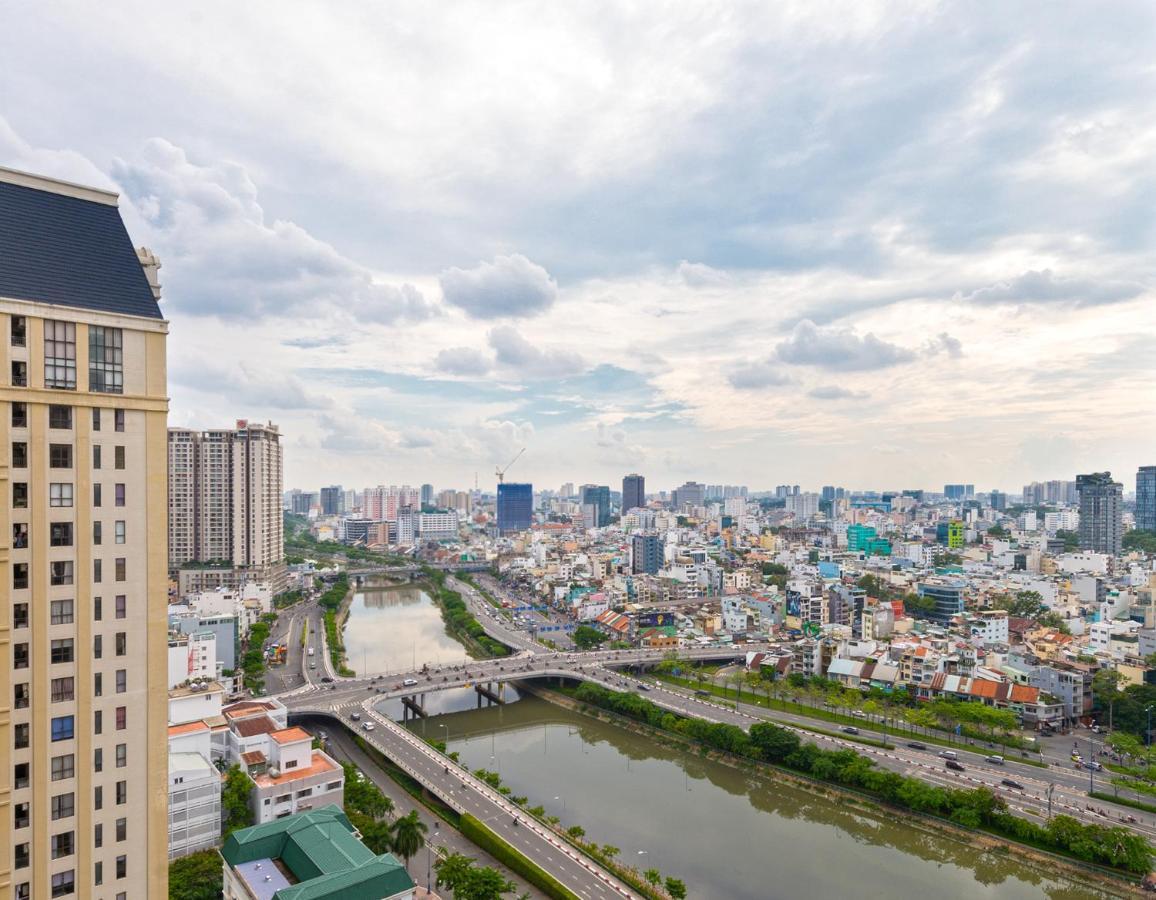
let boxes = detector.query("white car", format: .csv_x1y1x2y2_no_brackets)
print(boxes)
362,721,375,732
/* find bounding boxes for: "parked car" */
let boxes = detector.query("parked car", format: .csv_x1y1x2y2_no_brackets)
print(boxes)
907,741,927,750
985,755,1005,765
945,759,965,772
1001,778,1025,790
841,726,860,735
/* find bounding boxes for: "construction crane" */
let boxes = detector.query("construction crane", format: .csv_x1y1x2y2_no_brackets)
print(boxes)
495,448,525,485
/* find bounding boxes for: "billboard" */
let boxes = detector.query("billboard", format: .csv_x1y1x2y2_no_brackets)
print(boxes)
637,612,676,628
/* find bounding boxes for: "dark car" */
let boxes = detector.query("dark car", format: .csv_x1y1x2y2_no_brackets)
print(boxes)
906,741,927,750
320,676,333,683
1001,778,1025,790
945,759,965,772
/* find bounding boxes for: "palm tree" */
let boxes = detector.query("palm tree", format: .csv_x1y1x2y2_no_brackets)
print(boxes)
643,868,661,887
391,811,428,867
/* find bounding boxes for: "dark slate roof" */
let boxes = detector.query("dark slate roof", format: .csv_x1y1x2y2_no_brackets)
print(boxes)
0,177,163,319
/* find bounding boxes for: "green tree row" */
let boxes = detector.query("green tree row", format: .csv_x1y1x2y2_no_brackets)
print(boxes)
423,569,509,657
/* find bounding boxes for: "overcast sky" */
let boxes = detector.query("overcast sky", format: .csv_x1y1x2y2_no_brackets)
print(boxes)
3,2,1154,494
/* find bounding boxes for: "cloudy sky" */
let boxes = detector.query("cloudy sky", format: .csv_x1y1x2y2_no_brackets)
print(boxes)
3,2,1154,494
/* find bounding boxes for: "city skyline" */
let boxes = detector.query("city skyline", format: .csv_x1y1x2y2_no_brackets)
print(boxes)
2,4,1153,489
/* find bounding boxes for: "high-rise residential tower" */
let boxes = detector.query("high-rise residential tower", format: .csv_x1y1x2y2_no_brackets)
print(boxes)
319,484,343,516
1137,466,1156,533
631,533,661,574
1,166,170,897
580,484,611,527
622,473,645,513
1076,472,1123,554
496,482,533,534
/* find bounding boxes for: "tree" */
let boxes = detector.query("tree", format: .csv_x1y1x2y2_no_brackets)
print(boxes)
435,852,518,900
643,868,661,886
222,765,253,835
391,810,428,865
572,625,608,651
665,876,688,899
566,825,586,839
169,849,223,900
600,844,619,861
1055,529,1080,552
903,592,936,616
987,525,1010,539
993,590,1047,618
1093,667,1126,731
1123,530,1156,555
761,562,787,577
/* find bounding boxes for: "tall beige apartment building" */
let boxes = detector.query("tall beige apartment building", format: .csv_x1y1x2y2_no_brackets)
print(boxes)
167,422,284,586
0,167,169,897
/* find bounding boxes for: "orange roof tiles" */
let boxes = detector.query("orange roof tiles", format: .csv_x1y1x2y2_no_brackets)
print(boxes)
271,726,311,745
232,715,279,738
168,721,209,737
251,751,339,788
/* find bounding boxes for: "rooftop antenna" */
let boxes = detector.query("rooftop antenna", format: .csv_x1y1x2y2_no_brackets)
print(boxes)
495,448,525,485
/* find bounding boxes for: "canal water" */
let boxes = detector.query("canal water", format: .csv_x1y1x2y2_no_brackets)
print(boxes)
349,580,1119,898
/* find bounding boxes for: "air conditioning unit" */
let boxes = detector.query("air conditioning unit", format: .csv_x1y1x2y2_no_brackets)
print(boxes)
268,767,280,778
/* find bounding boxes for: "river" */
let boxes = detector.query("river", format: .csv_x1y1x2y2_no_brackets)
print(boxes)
348,580,1118,898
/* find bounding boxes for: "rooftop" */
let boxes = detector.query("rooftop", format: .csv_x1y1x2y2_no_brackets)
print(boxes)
0,166,163,320
252,751,338,788
272,726,312,745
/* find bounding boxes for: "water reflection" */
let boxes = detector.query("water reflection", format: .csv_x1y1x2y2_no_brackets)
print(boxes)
408,693,1121,900
341,580,470,675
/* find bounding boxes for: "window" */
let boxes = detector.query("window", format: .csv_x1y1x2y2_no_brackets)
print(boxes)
51,792,74,819
115,520,125,544
12,402,27,427
11,360,27,386
13,602,29,628
116,818,127,841
51,869,75,897
51,677,75,702
114,408,125,432
51,831,75,860
51,715,74,742
115,632,126,656
115,594,126,618
92,407,101,431
15,885,29,900
44,320,77,389
116,743,127,767
51,599,74,624
115,855,126,879
50,483,74,507
13,441,28,467
94,558,102,583
93,521,102,545
115,669,126,693
116,707,127,730
114,483,125,506
14,682,30,709
115,558,126,581
94,710,103,735
116,781,127,805
52,754,76,781
13,481,28,507
49,443,72,468
94,785,103,810
94,823,103,847
93,445,101,469
15,762,30,789
50,522,74,547
94,861,103,886
94,596,103,621
93,483,102,506
15,802,29,828
114,445,125,469
94,634,103,658
51,561,74,585
94,672,103,697
49,405,72,429
51,639,74,663
11,314,26,346
89,326,124,394
15,723,30,749
13,522,28,548
14,563,30,589
15,843,29,869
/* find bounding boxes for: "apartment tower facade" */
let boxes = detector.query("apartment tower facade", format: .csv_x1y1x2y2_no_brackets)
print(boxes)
1,166,169,898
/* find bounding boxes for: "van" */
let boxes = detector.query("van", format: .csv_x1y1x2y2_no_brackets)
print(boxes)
938,750,958,760
985,755,1004,765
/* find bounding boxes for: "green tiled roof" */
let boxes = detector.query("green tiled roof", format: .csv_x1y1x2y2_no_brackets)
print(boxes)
221,805,414,900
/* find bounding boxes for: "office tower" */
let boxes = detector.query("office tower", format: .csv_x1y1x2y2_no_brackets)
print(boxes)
580,484,611,526
631,533,661,574
821,485,836,501
671,481,705,510
559,482,574,498
936,520,965,549
1137,467,1156,532
1076,472,1123,554
916,581,966,624
622,473,645,513
989,490,1008,512
319,484,343,516
420,483,434,508
944,484,974,500
497,482,533,534
1,166,170,896
167,421,284,583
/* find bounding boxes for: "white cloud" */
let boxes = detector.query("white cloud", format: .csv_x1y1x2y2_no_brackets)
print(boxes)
776,320,916,371
727,360,793,390
434,346,492,376
440,254,558,319
488,325,585,378
808,386,867,401
955,269,1146,308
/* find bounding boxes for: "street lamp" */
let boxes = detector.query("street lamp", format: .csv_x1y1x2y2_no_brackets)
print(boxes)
554,795,565,815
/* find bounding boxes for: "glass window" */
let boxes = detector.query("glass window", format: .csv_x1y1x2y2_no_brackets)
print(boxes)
44,320,77,390
13,481,28,507
94,671,102,697
11,359,27,386
116,818,127,841
93,445,101,469
92,407,101,431
14,642,28,668
48,405,72,429
115,520,125,544
13,602,29,627
51,677,75,702
94,710,103,735
115,558,126,581
93,558,102,583
14,563,30,589
93,482,102,506
115,483,125,506
51,561,73,585
94,748,103,772
115,744,127,767
13,522,28,548
115,781,126,805
51,754,75,781
50,483,74,507
51,715,75,742
15,802,29,828
114,445,125,469
94,596,102,621
15,762,30,789
13,441,28,467
114,409,125,432
95,823,103,847
15,723,29,749
93,521,102,545
94,634,102,658
115,594,126,618
51,599,74,624
94,785,102,810
50,522,74,547
51,639,74,664
11,315,26,346
12,402,27,427
49,443,72,468
115,855,126,879
14,682,29,709
15,844,29,869
116,669,126,693
94,861,103,886
115,632,126,656
89,326,124,394
51,869,75,897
